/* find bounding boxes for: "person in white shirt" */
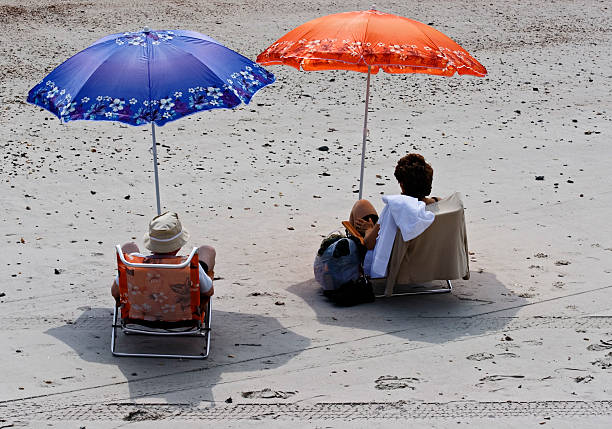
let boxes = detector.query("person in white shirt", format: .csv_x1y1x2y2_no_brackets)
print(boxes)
348,153,440,277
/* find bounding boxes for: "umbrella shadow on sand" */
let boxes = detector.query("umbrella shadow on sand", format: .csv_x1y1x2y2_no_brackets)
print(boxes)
287,270,529,345
45,307,309,405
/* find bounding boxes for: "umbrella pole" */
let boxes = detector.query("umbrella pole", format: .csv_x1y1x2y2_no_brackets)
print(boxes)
358,65,372,200
151,123,162,215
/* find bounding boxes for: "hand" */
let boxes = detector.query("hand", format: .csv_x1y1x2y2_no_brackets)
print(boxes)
354,217,375,234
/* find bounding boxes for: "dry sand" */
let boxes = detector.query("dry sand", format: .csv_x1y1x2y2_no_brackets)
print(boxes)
1,0,611,426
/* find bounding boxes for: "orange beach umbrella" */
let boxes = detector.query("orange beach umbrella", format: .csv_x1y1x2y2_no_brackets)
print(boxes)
257,9,487,198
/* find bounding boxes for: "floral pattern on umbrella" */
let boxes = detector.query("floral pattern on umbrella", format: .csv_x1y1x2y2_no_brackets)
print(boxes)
27,29,275,126
28,64,273,126
257,10,487,76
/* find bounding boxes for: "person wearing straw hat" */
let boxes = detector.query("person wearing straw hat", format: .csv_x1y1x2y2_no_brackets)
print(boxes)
111,212,215,305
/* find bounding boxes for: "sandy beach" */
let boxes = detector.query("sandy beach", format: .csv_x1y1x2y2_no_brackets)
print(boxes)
1,0,611,426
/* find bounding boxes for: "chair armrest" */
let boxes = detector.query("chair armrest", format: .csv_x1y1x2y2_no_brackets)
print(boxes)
342,221,365,246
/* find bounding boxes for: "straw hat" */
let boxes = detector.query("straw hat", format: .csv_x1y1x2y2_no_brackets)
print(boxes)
143,211,190,253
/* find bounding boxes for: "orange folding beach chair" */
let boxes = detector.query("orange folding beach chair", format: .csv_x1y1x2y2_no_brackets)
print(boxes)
111,245,212,359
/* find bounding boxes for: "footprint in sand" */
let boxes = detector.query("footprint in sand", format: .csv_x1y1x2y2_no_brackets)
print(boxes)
241,388,297,399
375,375,420,390
574,375,595,383
586,339,612,351
591,352,612,369
466,352,494,361
478,375,525,382
497,352,520,358
523,339,543,346
496,342,520,350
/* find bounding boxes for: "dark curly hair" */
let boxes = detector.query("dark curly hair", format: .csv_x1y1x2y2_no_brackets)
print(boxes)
394,154,433,199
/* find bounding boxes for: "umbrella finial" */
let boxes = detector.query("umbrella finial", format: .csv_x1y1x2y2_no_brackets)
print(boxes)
142,26,151,33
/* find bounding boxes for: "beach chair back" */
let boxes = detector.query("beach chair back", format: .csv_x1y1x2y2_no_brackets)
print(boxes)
380,192,470,295
116,247,201,323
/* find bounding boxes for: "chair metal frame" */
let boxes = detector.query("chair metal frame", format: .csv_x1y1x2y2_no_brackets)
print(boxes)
373,280,452,298
111,246,212,359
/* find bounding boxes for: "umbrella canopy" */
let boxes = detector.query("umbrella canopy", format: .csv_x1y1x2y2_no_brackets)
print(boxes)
28,28,275,213
29,29,275,126
257,9,486,198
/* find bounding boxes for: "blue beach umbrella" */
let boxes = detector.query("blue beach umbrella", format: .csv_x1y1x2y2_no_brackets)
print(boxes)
28,28,275,214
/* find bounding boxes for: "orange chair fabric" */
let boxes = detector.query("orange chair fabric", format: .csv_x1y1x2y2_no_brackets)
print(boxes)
116,253,202,323
257,9,486,77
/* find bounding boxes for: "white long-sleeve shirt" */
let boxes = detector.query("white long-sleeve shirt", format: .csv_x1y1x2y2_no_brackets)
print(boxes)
365,195,435,278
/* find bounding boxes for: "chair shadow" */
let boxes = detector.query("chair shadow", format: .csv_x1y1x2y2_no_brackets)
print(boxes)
45,306,310,404
287,270,529,345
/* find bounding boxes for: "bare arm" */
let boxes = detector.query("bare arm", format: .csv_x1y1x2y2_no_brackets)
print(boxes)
353,218,379,251
363,223,380,250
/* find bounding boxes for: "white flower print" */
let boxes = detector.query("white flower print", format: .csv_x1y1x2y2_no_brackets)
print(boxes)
159,97,175,110
206,87,222,98
143,100,149,106
129,98,138,104
174,91,182,98
81,96,90,103
189,88,195,93
240,70,254,81
128,36,144,46
104,112,114,118
61,102,76,115
96,96,103,101
109,98,125,112
162,112,171,119
46,87,59,98
59,89,66,96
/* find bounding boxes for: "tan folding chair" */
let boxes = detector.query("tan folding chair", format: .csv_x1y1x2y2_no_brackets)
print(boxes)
344,192,470,297
111,246,212,359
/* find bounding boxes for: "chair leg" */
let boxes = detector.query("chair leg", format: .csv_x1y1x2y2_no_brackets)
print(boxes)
111,304,119,356
201,298,212,358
